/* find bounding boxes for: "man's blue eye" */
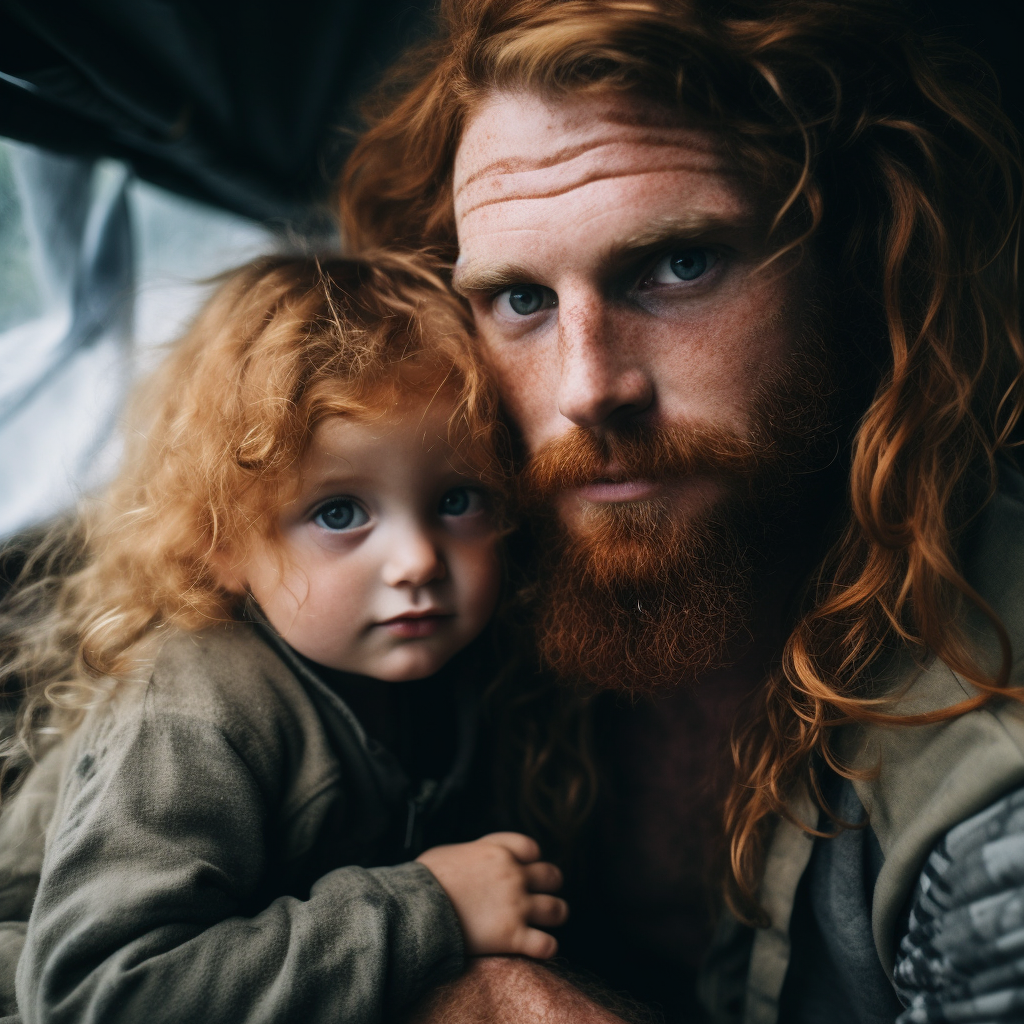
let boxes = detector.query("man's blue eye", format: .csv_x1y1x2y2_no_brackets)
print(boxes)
439,487,483,517
670,249,709,281
643,249,718,290
504,285,557,316
314,500,368,531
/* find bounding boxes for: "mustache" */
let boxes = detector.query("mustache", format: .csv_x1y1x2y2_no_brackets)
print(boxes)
519,422,768,503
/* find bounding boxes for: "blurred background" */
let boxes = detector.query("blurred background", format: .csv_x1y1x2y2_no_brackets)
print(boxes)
0,0,1020,538
0,0,432,537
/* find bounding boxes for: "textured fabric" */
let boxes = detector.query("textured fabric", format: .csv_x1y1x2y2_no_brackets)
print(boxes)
777,780,1024,1023
779,778,905,1024
847,464,1024,975
743,787,817,1024
894,783,1024,1023
11,623,467,1024
0,740,71,1017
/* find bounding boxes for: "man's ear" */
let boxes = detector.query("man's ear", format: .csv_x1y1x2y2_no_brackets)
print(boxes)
209,548,248,595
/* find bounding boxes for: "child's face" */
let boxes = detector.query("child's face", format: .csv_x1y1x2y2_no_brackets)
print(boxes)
231,400,502,681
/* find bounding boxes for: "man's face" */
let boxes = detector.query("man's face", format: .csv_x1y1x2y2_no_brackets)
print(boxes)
452,89,831,689
454,90,811,528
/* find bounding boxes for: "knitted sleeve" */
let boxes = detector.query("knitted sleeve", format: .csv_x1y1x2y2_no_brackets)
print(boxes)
894,785,1024,1023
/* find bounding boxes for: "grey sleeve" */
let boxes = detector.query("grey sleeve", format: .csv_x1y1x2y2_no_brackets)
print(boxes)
893,785,1024,1023
0,740,72,1019
16,707,464,1024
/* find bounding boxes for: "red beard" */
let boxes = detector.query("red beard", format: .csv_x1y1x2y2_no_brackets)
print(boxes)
518,350,837,695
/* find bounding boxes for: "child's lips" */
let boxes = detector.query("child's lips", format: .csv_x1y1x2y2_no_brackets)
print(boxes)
376,610,453,639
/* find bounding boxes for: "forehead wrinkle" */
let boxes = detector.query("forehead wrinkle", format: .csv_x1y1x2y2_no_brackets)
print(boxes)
455,128,721,197
458,165,735,218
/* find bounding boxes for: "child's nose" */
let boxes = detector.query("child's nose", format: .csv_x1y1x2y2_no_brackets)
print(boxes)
381,527,446,589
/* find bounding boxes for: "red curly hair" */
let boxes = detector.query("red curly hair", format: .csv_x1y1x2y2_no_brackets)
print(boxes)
338,0,1024,920
0,254,506,790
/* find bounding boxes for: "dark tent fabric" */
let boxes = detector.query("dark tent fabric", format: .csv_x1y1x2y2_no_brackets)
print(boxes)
0,0,433,225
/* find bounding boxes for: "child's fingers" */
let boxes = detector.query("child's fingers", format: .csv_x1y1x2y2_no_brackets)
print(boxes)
479,831,542,863
523,860,563,893
526,893,570,928
515,926,559,959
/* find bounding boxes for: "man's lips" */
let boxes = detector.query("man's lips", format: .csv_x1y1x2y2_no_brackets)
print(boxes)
376,610,453,639
572,477,661,503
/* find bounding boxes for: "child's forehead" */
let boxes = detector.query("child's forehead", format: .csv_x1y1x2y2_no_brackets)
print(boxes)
311,399,452,453
297,397,479,486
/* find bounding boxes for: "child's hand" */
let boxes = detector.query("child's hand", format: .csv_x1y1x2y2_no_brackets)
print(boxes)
416,832,568,958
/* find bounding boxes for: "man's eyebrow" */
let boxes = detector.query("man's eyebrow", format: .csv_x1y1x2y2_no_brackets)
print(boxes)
609,213,757,258
451,260,538,296
452,213,757,295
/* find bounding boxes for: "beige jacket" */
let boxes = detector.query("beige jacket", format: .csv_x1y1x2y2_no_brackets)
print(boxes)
738,468,1024,1024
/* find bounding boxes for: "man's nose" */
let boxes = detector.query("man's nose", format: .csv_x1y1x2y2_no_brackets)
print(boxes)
555,298,653,428
381,525,446,589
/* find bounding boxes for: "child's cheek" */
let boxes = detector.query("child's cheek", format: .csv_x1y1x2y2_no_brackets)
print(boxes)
458,540,503,631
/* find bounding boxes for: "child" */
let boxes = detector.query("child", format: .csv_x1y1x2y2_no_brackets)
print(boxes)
2,255,567,1023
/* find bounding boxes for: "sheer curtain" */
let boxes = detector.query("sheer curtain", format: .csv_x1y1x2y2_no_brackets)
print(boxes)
0,138,283,538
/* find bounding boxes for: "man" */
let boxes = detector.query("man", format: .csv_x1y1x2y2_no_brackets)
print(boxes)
337,1,1024,1021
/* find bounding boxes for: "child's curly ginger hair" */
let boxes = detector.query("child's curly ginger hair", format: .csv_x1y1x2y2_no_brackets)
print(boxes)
0,253,505,772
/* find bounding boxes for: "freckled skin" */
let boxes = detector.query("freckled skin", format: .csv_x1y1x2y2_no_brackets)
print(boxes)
454,91,807,461
223,403,502,682
452,90,815,1015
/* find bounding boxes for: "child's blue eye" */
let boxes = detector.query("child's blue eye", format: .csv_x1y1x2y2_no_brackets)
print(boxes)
439,487,484,517
313,499,369,531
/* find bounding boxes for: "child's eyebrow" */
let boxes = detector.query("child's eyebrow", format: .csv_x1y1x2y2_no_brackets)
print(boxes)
296,468,364,498
304,472,360,490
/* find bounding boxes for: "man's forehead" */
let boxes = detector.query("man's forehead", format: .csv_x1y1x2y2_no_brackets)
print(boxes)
453,90,736,219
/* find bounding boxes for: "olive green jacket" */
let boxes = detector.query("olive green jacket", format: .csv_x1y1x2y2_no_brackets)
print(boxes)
1,622,470,1024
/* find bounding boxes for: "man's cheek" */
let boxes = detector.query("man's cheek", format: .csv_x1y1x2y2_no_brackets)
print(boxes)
481,340,558,450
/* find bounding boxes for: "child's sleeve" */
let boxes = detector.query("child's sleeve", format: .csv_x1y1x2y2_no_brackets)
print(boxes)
15,698,465,1024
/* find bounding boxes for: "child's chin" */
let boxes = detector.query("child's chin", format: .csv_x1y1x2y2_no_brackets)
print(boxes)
373,647,448,683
